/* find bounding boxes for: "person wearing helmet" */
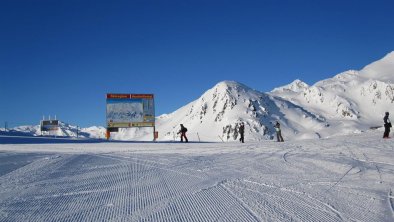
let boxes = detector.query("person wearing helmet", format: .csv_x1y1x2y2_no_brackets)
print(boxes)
383,112,391,138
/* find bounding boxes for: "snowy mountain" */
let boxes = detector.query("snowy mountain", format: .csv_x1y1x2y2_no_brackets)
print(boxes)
1,122,106,139
3,51,393,142
270,51,394,134
155,81,328,142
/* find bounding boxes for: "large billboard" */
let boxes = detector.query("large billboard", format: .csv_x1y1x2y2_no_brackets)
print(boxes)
106,94,155,128
40,120,59,131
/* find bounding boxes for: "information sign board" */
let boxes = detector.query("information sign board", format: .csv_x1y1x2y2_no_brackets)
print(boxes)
106,94,155,128
40,120,59,131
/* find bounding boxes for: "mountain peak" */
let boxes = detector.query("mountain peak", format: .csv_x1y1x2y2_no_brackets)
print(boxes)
272,79,309,93
210,80,257,97
291,79,309,88
214,80,248,89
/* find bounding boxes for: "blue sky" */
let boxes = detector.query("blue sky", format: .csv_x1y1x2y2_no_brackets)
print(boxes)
1,0,394,127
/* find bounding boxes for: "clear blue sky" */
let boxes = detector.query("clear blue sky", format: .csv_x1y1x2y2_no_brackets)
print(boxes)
1,0,394,127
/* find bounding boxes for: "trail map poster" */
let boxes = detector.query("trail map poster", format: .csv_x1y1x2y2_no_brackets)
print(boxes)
40,120,59,131
106,94,155,128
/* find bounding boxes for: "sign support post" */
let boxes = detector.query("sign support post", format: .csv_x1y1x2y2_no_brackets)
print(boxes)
106,129,110,140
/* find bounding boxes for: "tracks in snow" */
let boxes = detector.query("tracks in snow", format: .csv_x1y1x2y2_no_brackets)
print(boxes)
1,137,394,221
389,189,394,219
0,153,258,221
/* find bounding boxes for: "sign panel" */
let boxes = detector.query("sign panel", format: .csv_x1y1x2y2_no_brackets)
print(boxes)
106,94,155,128
40,120,59,131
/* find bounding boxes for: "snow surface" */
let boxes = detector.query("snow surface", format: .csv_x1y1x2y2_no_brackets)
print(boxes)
0,130,393,221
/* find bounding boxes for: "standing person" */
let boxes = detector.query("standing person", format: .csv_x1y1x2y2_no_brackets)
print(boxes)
383,112,391,138
239,122,245,143
177,124,188,142
274,121,284,142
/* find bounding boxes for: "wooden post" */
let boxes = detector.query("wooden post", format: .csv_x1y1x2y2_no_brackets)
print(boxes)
153,126,158,141
106,129,110,140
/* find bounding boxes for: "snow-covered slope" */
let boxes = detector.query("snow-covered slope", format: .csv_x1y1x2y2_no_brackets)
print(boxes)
1,130,393,221
360,51,394,82
154,81,327,142
271,51,394,133
1,122,106,139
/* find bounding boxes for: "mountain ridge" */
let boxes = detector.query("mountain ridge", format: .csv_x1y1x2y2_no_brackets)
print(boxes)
271,51,394,125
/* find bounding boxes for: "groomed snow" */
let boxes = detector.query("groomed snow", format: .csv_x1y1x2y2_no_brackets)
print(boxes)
0,130,393,221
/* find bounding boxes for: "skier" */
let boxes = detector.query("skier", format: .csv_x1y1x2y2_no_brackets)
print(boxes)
274,121,284,142
239,122,245,143
383,112,391,138
177,124,188,142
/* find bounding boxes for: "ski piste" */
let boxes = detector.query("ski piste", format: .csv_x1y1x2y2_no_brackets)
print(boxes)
0,129,393,221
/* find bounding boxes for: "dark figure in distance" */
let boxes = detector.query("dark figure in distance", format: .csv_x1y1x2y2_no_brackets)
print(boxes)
274,121,284,142
383,112,391,138
178,124,188,142
239,122,245,143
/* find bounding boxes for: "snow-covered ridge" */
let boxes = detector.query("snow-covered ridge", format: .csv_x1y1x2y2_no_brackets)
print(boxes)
360,51,394,82
271,51,394,128
155,80,327,142
1,122,106,139
272,79,309,93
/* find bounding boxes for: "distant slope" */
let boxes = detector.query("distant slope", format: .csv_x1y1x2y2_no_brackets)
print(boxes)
1,122,106,139
270,51,394,133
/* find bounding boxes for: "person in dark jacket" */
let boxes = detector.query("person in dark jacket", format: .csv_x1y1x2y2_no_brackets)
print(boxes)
383,112,391,138
239,122,245,143
274,121,284,142
178,124,188,142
